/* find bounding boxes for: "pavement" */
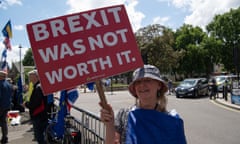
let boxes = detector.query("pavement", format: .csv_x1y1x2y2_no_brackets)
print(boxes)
2,91,240,144
214,93,240,111
5,111,37,144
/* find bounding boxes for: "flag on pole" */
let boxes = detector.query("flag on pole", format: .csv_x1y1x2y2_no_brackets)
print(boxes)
66,88,79,107
53,88,79,138
2,20,12,50
2,20,12,38
53,90,68,138
87,82,95,91
1,49,7,59
1,60,8,72
3,38,11,50
1,47,8,72
17,76,23,104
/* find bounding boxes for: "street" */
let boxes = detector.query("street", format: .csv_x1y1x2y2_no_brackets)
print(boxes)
72,90,240,144
168,94,240,144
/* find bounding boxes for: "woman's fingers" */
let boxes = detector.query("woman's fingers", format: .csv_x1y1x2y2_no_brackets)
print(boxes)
99,103,114,123
100,109,112,121
99,102,112,111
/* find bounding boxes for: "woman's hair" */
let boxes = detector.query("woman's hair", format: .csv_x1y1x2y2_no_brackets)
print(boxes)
157,89,167,112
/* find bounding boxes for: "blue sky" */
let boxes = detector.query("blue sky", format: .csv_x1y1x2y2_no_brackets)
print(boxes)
1,0,240,65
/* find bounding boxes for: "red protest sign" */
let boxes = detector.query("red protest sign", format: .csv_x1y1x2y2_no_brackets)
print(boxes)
26,5,143,95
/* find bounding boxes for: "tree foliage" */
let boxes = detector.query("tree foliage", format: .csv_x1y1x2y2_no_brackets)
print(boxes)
22,48,35,66
135,24,183,73
174,24,209,77
206,7,240,72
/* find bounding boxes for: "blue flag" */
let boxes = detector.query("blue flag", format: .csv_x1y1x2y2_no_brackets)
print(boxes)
2,20,12,38
66,88,79,106
125,109,187,144
87,82,95,91
2,20,12,50
53,90,67,138
17,76,23,104
52,88,79,138
1,49,7,59
47,93,54,104
1,60,8,72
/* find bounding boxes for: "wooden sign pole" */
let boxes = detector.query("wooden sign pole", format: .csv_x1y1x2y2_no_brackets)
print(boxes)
95,80,108,109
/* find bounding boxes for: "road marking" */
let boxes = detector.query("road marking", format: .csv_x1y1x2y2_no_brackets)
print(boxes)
210,100,240,113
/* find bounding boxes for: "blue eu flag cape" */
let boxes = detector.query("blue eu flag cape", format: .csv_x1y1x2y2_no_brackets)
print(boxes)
52,88,79,138
17,76,23,104
125,109,187,144
53,90,67,138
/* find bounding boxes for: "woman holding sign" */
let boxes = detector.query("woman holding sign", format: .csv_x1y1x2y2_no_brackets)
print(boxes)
100,65,187,144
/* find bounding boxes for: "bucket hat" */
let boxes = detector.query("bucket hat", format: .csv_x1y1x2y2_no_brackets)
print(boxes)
128,65,168,97
28,69,38,75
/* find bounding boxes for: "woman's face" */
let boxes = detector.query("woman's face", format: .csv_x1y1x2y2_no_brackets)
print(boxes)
134,78,161,101
29,74,38,84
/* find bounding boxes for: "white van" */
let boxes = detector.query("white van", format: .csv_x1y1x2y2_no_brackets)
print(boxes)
214,75,237,91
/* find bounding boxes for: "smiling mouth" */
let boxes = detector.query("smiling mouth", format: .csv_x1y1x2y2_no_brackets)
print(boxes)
139,89,150,93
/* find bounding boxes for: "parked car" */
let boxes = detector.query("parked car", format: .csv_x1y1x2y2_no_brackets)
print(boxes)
209,75,236,92
175,78,209,98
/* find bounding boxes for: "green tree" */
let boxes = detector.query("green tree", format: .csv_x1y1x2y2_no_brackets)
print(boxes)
135,24,182,74
200,35,222,74
22,48,35,66
175,24,208,77
206,7,240,72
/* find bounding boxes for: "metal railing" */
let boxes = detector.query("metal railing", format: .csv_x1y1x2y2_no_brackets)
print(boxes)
56,102,106,144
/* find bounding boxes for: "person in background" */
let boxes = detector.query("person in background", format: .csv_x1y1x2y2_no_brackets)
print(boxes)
8,78,25,113
168,79,173,95
23,70,48,144
210,78,218,100
0,71,12,144
100,65,186,144
8,79,18,111
223,80,228,101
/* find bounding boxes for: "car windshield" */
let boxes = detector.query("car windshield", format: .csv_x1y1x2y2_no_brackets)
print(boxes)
215,77,226,83
180,79,197,87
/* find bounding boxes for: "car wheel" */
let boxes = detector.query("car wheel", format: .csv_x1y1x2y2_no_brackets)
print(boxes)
195,90,199,97
176,94,180,98
206,89,210,96
203,89,207,96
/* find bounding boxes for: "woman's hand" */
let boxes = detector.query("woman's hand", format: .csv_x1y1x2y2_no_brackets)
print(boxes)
99,102,121,144
99,102,114,125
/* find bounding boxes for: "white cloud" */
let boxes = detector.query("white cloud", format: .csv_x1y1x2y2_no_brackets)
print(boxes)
65,0,144,31
171,0,190,9
170,0,240,29
14,25,24,31
0,0,22,9
66,0,123,13
153,16,170,26
125,0,145,31
6,0,22,5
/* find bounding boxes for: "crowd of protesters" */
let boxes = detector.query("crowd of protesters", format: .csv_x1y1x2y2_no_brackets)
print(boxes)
0,69,80,144
0,69,54,144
